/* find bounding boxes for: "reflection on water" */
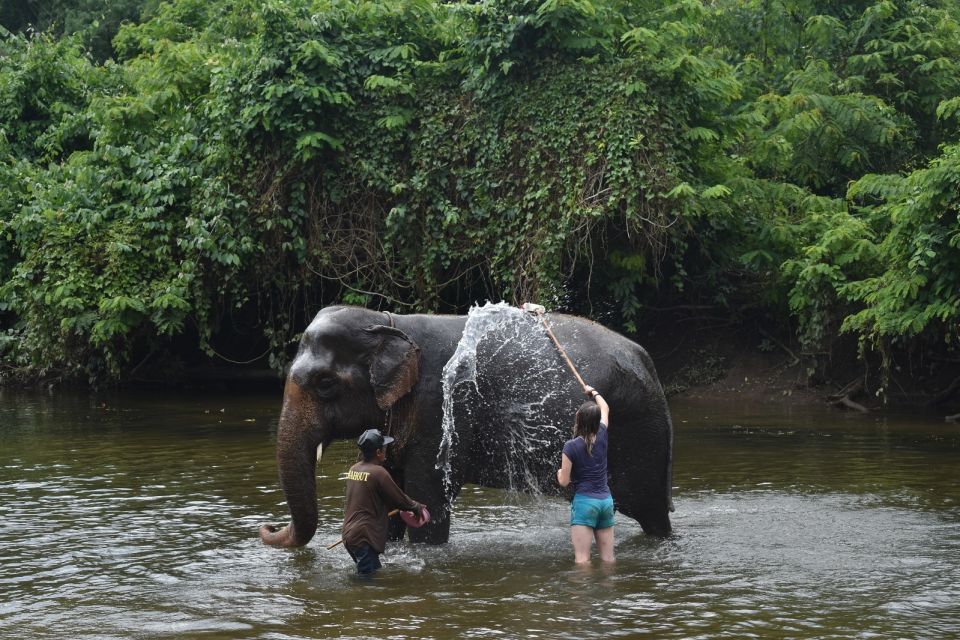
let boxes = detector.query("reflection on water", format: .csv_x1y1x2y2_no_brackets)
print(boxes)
1,390,958,638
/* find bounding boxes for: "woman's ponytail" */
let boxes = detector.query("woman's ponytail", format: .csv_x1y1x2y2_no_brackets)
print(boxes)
574,400,601,456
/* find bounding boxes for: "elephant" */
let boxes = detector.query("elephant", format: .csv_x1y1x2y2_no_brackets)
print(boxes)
258,304,674,548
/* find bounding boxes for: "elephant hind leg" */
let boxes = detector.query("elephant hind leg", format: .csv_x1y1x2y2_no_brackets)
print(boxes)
637,510,672,538
618,499,672,538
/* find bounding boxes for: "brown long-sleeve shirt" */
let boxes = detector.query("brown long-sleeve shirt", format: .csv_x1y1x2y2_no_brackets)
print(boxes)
342,461,419,553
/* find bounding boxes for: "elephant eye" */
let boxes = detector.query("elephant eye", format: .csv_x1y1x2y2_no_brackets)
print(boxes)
314,374,338,390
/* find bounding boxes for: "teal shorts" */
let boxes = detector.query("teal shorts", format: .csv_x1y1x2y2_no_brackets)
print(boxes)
570,494,615,529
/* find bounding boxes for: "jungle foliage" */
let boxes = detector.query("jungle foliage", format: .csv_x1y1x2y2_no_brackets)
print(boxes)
1,0,959,395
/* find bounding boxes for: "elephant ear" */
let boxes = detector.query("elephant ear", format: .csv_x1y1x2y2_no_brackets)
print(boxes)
364,325,421,410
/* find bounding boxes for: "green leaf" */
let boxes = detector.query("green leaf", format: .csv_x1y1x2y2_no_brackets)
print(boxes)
936,97,960,121
665,182,696,199
700,184,731,199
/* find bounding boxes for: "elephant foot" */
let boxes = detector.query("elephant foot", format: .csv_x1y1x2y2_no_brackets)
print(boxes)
636,511,672,537
259,523,309,547
618,502,672,538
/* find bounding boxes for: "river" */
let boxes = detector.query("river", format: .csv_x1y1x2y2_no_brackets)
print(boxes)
1,390,958,638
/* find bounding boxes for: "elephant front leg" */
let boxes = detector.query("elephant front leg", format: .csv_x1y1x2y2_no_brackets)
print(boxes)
403,462,453,544
386,466,407,542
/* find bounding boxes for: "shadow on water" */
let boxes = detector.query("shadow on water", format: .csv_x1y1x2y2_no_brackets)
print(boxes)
0,389,958,638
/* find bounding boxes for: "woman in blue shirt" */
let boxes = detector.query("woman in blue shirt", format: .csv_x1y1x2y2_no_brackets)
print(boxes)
557,385,614,563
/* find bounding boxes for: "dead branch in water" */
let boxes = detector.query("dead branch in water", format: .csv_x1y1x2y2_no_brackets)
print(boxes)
758,327,799,366
828,379,869,413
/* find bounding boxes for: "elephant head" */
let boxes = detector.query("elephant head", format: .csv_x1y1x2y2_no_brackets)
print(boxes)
258,307,420,547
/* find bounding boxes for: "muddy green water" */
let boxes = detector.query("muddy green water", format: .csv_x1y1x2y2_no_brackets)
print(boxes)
1,390,958,639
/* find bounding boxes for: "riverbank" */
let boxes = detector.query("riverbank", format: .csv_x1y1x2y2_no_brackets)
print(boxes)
644,320,960,422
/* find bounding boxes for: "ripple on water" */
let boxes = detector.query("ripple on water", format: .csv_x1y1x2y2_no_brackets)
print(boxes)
2,393,960,639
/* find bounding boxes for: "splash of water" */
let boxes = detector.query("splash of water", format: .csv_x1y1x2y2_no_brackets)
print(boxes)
436,302,576,508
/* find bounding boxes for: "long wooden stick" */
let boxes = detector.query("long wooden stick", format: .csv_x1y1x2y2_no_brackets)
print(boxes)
326,509,400,550
536,314,587,392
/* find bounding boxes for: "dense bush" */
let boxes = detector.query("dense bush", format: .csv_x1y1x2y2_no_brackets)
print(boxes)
1,0,958,393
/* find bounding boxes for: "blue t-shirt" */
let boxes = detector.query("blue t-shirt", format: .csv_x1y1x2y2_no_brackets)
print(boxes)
561,423,610,499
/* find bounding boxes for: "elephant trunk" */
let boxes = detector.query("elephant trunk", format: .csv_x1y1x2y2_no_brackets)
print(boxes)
259,381,322,547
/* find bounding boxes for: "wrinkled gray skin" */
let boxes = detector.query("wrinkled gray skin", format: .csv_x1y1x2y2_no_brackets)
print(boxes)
259,306,674,547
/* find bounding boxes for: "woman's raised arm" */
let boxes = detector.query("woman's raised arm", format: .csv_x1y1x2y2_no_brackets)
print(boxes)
583,385,610,427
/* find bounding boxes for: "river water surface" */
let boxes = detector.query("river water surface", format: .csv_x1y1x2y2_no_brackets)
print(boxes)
1,390,958,639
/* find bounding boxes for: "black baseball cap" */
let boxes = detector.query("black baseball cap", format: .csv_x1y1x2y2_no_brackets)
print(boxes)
357,428,394,452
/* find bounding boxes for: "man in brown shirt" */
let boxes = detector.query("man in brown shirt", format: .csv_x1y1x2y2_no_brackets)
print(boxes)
342,429,424,575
